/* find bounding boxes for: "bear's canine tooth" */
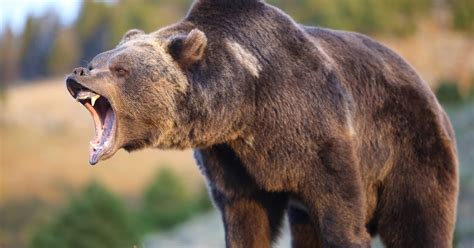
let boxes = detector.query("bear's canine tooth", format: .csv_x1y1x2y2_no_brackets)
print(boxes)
91,95,100,106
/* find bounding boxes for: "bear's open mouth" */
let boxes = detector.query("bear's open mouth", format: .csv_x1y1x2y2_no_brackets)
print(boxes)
66,79,116,165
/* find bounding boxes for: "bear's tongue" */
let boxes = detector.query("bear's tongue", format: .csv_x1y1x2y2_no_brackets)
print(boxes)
79,94,116,165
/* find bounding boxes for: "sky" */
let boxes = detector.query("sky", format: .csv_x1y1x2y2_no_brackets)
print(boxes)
0,0,82,34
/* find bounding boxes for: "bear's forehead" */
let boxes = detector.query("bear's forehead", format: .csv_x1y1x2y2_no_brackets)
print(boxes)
111,34,185,82
119,34,167,51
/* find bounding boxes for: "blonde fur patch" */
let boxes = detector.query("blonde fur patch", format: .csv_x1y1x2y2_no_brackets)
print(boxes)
226,40,262,78
314,40,337,69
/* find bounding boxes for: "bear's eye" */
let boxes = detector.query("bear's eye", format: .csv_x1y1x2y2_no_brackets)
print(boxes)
87,65,93,71
114,67,128,77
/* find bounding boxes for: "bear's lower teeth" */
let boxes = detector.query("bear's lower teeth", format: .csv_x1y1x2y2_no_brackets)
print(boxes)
88,105,116,165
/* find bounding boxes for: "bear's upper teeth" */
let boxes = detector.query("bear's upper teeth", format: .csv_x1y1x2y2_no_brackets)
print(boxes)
76,91,101,106
76,93,89,100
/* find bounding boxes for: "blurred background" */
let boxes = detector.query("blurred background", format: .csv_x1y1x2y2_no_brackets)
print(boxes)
0,0,473,247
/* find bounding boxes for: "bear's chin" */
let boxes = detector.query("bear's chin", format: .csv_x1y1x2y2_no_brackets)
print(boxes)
122,141,149,152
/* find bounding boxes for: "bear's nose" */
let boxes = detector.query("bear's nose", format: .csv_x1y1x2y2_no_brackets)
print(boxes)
72,67,90,77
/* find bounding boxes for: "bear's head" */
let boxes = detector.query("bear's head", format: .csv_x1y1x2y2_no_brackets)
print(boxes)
65,28,238,165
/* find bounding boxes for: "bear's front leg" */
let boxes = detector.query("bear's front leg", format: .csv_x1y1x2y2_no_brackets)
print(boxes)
221,197,272,247
195,145,288,248
300,137,371,248
213,192,288,248
288,204,323,248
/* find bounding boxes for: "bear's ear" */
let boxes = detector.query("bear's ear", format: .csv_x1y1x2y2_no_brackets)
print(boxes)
120,29,145,44
168,29,207,68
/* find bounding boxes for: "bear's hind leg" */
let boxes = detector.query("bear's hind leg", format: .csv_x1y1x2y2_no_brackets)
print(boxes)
377,166,457,248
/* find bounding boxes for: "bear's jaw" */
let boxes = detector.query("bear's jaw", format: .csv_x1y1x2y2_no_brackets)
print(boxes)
66,79,117,165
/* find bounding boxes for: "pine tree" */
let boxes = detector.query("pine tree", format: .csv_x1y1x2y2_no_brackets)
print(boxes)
28,182,138,248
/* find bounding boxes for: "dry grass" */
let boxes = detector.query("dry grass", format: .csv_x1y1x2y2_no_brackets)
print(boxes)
0,78,201,204
378,20,474,92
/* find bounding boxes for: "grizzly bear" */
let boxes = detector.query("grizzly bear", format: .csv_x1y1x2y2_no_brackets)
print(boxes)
66,0,458,247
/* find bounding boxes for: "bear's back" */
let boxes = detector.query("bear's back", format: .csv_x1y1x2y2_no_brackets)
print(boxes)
302,25,456,172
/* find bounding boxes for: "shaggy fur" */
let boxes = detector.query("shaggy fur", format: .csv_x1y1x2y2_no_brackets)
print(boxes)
66,0,459,247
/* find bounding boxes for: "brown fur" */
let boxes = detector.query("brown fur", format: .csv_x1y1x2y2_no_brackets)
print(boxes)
66,0,459,247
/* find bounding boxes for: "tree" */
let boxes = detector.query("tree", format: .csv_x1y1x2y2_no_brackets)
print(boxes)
19,10,61,79
140,167,192,231
47,27,81,76
0,25,19,93
448,0,474,32
28,182,138,248
268,0,432,35
75,1,113,66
